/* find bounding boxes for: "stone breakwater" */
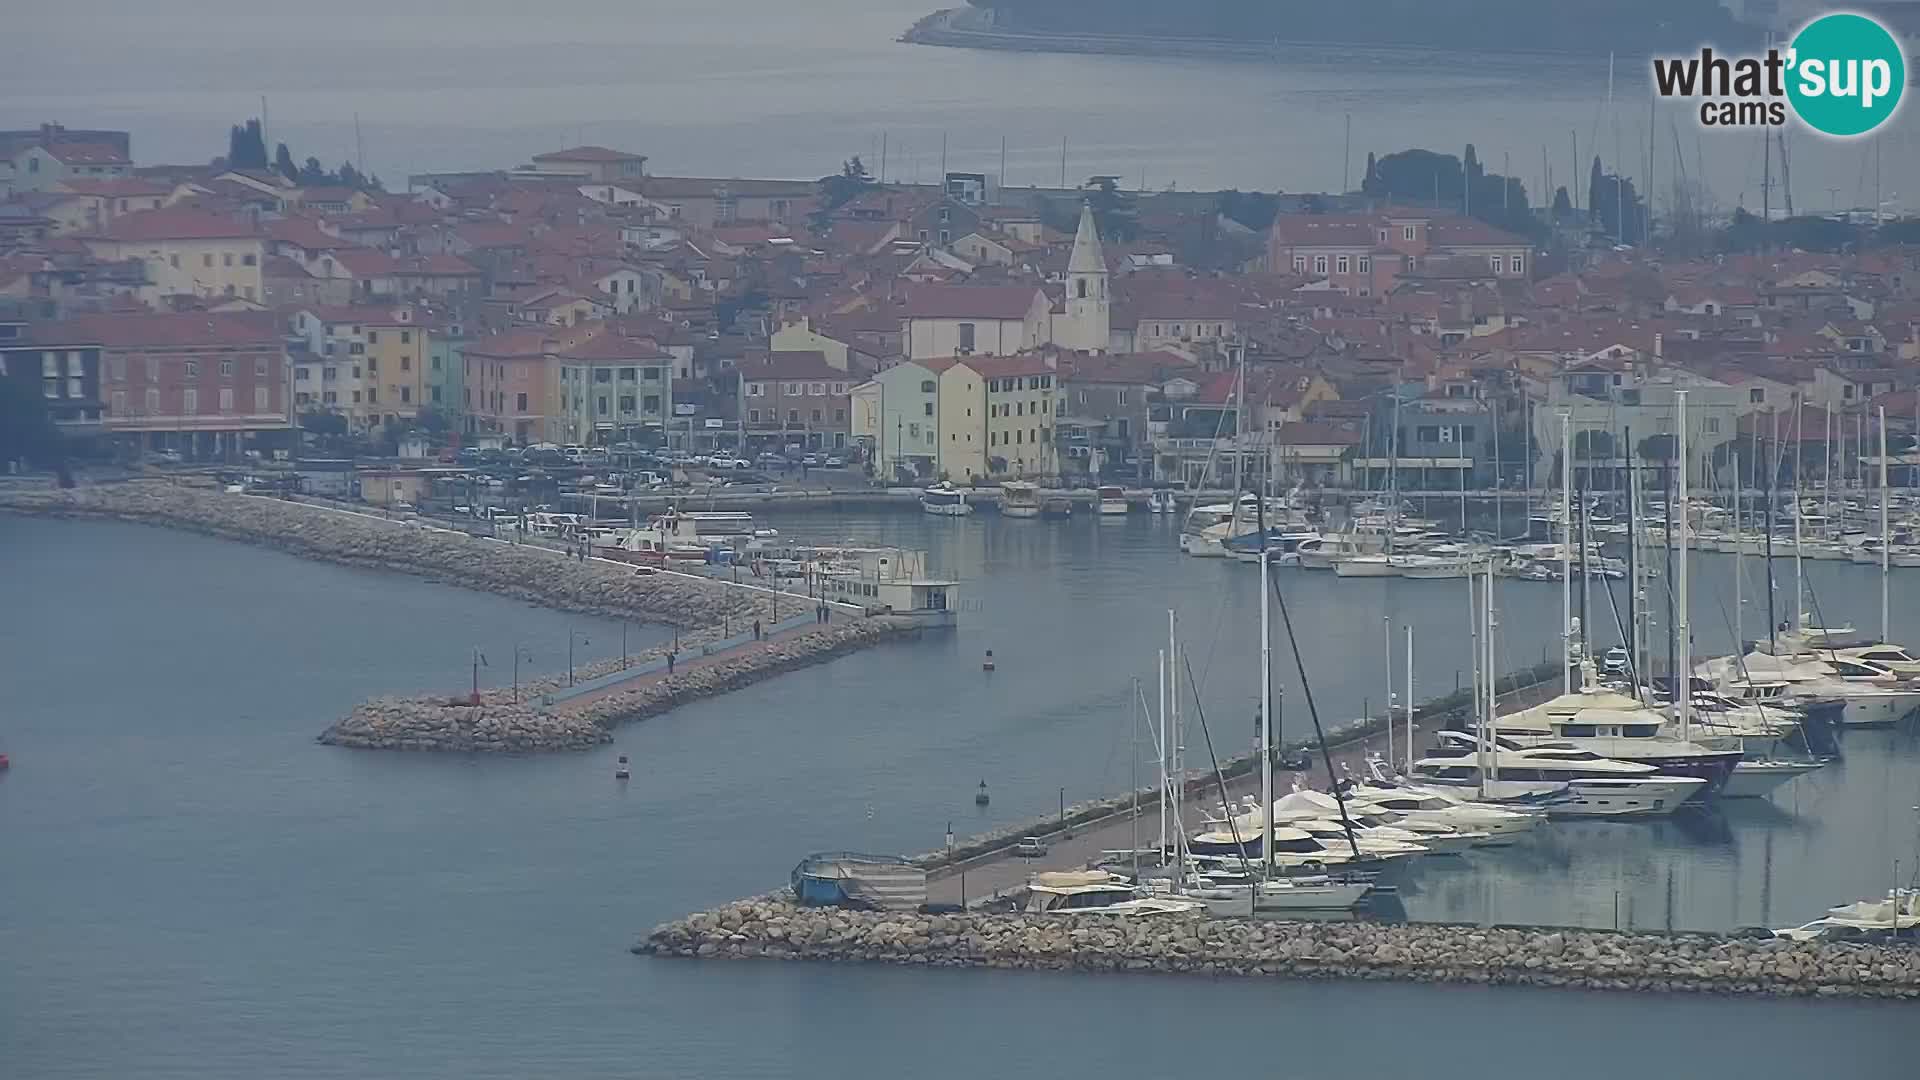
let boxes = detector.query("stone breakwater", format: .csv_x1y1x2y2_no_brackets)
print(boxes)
4,482,912,751
320,618,905,751
638,899,1920,999
0,482,757,628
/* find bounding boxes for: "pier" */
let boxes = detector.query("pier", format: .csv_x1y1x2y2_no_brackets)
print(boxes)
0,481,916,751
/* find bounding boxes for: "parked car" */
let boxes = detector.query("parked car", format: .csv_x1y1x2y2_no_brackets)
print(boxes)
149,449,184,465
823,455,845,468
801,453,820,466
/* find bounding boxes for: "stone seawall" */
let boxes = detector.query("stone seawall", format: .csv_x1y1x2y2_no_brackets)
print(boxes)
3,482,912,751
639,898,1920,999
0,482,757,628
320,618,907,751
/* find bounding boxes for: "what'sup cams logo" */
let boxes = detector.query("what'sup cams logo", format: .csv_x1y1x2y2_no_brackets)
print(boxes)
1653,11,1906,136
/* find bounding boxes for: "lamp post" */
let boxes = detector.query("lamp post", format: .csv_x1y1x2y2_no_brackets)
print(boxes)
512,644,533,702
568,629,590,686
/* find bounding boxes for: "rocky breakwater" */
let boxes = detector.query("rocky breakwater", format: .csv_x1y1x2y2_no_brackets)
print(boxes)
0,482,756,628
639,899,1920,999
321,617,905,751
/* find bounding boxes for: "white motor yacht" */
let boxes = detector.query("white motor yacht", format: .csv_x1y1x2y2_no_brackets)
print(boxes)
1096,485,1130,516
1699,651,1920,727
1773,889,1920,941
1340,783,1539,845
1720,758,1828,799
1412,740,1708,817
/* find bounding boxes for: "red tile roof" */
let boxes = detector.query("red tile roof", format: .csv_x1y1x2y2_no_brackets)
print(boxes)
963,354,1054,378
41,142,131,166
739,350,843,381
91,207,258,242
533,145,646,164
32,310,280,348
900,284,1044,320
53,178,171,198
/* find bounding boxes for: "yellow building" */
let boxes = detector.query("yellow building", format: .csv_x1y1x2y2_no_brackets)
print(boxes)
82,206,264,303
290,305,431,430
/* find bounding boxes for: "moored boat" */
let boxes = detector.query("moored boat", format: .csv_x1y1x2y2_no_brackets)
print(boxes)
920,482,973,516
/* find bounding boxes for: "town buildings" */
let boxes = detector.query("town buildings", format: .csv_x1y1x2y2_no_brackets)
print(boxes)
3,121,1917,484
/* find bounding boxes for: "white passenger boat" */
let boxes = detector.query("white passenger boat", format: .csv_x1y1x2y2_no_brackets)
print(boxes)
920,482,973,516
1000,480,1041,518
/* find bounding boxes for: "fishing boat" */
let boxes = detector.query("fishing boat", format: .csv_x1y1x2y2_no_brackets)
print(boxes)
920,482,973,516
1000,480,1041,518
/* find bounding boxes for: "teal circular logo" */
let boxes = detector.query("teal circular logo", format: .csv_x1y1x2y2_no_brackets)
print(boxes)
1787,12,1905,137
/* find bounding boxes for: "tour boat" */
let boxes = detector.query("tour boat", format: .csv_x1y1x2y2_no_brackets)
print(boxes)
1000,480,1041,518
920,482,973,516
1096,485,1130,516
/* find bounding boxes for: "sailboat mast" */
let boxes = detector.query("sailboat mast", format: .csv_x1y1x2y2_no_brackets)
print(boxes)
1625,427,1640,696
1733,418,1744,655
1560,411,1574,692
1484,559,1499,786
1676,390,1690,743
1471,565,1485,797
1169,611,1183,885
1158,645,1168,859
1131,676,1140,878
1793,402,1805,633
1880,406,1890,643
1383,616,1394,774
1260,530,1274,881
1765,408,1778,651
1404,624,1415,775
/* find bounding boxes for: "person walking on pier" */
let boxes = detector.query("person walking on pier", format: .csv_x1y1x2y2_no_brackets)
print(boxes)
753,619,762,641
666,651,676,676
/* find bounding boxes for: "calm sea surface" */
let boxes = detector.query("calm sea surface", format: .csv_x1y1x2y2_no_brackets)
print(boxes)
2,511,1917,1078
7,0,1916,216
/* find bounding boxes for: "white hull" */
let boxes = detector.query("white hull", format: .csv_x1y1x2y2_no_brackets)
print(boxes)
1396,557,1474,580
1721,760,1826,799
1834,689,1920,727
1332,556,1400,578
1001,505,1040,518
1548,777,1707,818
921,502,973,516
1098,502,1130,516
1186,537,1230,558
1193,881,1372,915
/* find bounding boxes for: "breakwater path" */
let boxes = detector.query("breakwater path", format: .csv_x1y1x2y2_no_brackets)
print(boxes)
0,481,914,751
640,898,1920,999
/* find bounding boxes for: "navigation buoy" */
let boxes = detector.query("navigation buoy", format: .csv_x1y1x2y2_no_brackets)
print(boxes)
982,649,995,672
974,779,990,806
615,754,631,780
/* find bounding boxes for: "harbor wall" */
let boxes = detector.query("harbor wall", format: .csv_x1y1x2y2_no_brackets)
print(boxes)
0,482,913,751
320,617,909,751
638,898,1920,999
905,658,1565,874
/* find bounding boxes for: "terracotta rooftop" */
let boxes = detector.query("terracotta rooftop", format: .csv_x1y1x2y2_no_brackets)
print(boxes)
90,207,258,242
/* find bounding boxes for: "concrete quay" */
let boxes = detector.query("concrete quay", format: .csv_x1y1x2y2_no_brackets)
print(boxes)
638,897,1920,999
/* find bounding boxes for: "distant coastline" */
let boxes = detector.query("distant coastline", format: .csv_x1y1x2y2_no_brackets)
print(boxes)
901,7,1694,64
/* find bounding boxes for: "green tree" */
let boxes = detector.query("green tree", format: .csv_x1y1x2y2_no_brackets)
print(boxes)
1552,186,1573,218
227,119,268,170
336,161,365,190
299,409,347,437
274,142,298,183
811,156,874,231
298,156,329,186
0,373,63,470
1083,175,1137,243
1360,151,1381,196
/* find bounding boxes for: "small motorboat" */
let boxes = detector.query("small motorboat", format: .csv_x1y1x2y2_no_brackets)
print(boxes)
975,780,991,806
